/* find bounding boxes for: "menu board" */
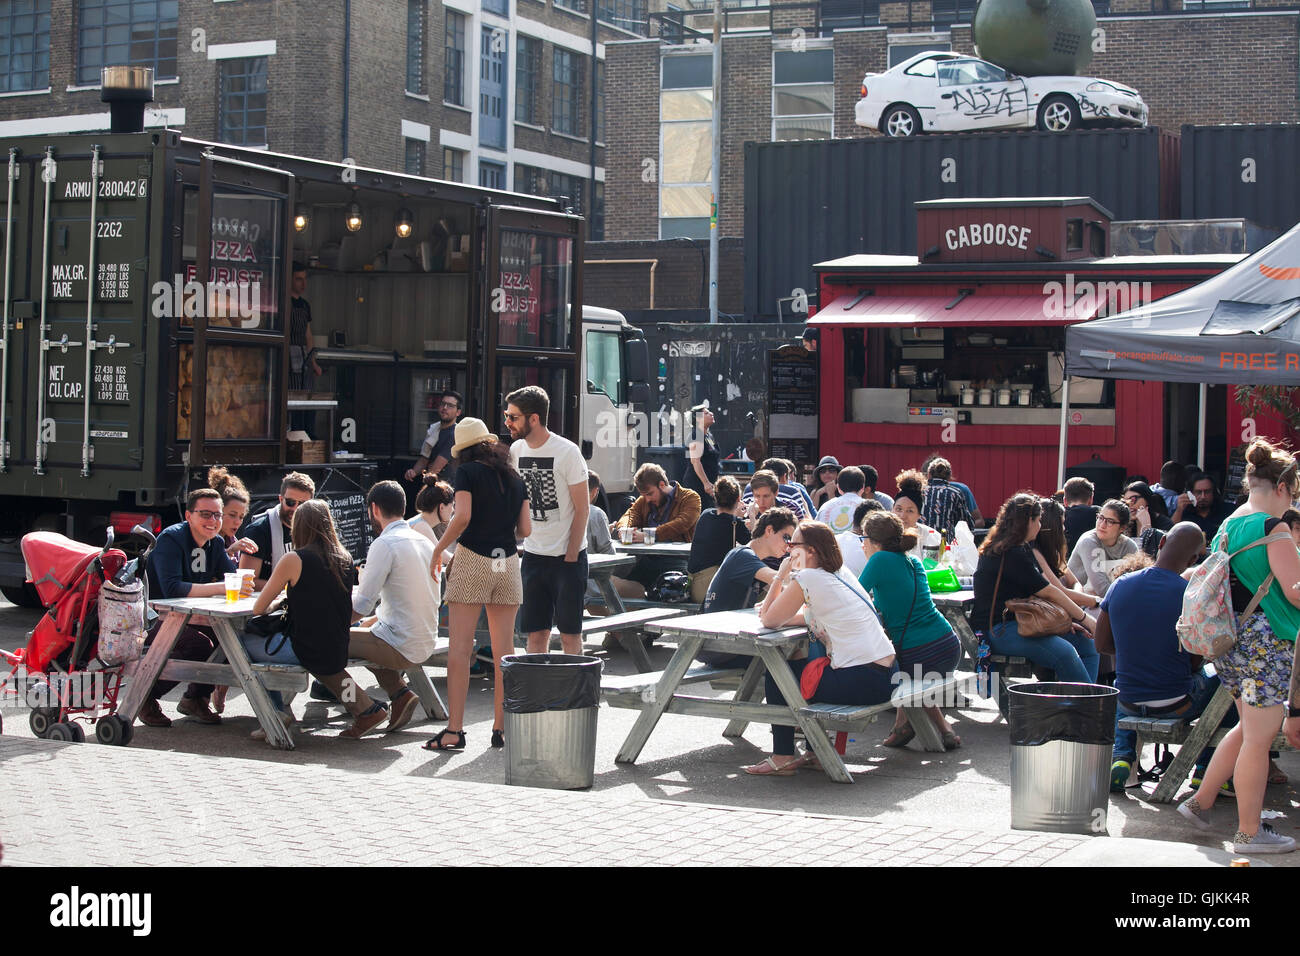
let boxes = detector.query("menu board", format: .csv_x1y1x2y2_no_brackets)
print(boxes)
1223,444,1248,506
322,489,372,562
768,347,819,468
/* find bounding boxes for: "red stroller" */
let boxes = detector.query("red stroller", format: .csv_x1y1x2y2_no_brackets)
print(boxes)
0,525,155,745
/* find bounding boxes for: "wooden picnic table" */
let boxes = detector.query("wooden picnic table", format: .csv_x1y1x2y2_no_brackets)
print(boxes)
117,594,447,749
931,590,979,662
612,541,693,559
609,607,957,783
586,552,635,615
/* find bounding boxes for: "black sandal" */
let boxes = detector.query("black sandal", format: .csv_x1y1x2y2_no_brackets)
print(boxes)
491,729,505,749
422,728,466,751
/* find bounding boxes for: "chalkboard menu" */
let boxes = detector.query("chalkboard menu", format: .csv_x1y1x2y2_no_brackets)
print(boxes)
322,489,373,561
768,346,818,467
1223,444,1248,506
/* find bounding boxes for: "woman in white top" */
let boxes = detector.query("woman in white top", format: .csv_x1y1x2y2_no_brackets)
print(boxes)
744,520,900,776
408,478,456,555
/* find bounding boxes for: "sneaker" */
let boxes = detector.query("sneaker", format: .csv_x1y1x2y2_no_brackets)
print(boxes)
176,695,222,724
310,680,340,703
136,699,172,728
1177,797,1213,831
339,702,388,739
1233,824,1296,854
1110,760,1132,793
385,688,420,733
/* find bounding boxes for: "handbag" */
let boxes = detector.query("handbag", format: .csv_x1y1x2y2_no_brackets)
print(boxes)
246,606,290,656
988,552,1072,639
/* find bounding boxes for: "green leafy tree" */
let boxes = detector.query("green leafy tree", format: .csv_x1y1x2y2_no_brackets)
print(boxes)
1234,385,1300,437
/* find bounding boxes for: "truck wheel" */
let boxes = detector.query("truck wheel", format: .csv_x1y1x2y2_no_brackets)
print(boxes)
29,706,59,737
95,714,133,746
1,583,42,608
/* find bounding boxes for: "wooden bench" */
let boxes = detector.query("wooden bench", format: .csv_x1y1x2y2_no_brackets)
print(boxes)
602,663,746,708
800,671,978,753
536,607,690,672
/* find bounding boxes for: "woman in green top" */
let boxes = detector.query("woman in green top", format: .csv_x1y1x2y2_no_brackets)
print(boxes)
858,511,963,750
1179,438,1300,856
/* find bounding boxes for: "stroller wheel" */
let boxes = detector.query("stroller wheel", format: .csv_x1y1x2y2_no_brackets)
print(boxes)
47,722,78,742
28,706,59,738
67,722,85,743
95,714,133,747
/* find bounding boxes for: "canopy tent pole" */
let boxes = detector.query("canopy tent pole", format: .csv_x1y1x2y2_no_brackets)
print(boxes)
1197,383,1208,471
1057,376,1072,491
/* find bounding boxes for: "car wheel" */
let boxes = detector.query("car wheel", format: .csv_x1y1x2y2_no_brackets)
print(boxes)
1037,95,1080,133
1,583,42,608
882,104,921,138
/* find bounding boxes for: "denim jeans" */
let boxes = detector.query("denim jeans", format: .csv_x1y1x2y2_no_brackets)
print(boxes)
1112,668,1238,773
241,633,300,713
765,658,899,756
989,619,1099,683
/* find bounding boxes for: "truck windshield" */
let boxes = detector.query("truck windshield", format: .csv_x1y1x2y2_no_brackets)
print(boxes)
496,229,573,350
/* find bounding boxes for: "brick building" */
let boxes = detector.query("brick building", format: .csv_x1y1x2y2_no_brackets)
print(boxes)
604,0,1300,245
0,0,661,238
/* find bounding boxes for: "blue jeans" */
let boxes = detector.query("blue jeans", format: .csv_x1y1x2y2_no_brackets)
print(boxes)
989,619,1099,683
765,658,899,756
1112,669,1238,773
241,633,300,713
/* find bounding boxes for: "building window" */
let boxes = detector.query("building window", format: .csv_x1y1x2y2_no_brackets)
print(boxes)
77,0,178,86
595,58,604,143
479,25,508,150
820,0,879,31
483,0,508,14
442,147,464,182
444,9,465,106
480,160,506,190
218,57,268,147
515,35,540,124
555,0,587,13
406,0,425,95
591,180,604,241
659,53,712,240
597,1,646,31
772,48,832,141
515,163,545,196
1182,0,1249,8
0,0,51,93
931,0,978,26
889,38,948,68
405,138,426,176
552,47,583,136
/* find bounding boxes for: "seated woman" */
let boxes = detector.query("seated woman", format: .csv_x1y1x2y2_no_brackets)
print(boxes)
1124,481,1173,556
1033,496,1099,612
409,476,456,554
1067,498,1137,600
893,469,936,560
207,465,257,713
973,494,1099,707
243,499,386,740
743,520,899,776
857,511,963,750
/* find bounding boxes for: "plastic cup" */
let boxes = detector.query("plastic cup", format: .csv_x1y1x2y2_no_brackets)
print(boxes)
643,527,657,545
619,527,634,544
239,569,255,596
224,573,242,602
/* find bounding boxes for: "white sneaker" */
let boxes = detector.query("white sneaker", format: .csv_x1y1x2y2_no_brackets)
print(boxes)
1233,823,1296,854
1177,798,1213,831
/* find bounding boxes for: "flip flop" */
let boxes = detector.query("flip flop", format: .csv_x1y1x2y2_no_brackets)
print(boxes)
743,756,798,776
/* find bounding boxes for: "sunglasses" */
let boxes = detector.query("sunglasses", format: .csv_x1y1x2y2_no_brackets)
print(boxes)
504,412,524,422
282,497,309,509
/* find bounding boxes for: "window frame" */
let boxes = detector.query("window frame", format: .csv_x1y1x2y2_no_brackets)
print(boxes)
0,0,51,93
76,0,178,86
217,56,269,148
444,9,466,107
552,46,583,136
771,47,833,142
515,34,541,125
406,0,426,95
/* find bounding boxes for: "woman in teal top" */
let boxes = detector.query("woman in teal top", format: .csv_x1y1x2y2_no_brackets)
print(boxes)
1180,438,1300,856
858,511,963,750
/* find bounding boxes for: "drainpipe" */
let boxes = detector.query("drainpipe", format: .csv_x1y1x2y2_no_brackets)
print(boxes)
590,4,598,237
341,0,351,160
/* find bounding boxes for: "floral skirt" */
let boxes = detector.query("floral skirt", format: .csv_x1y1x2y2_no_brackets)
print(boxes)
1216,612,1294,709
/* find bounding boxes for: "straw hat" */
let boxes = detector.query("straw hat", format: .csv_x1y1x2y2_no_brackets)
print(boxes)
450,418,496,458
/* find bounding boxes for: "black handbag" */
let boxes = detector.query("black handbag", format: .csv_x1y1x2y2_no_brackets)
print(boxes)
246,607,290,656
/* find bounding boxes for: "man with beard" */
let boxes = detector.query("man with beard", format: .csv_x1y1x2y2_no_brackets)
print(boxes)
241,472,315,587
506,386,590,656
406,390,464,483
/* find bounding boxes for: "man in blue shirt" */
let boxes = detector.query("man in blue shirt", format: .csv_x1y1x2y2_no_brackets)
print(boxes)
139,488,242,728
1094,522,1233,792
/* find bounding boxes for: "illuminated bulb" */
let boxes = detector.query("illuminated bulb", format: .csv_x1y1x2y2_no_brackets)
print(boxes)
293,207,309,232
395,208,413,239
345,202,363,233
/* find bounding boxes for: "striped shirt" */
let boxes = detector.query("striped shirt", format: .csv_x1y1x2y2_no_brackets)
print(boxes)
921,479,971,538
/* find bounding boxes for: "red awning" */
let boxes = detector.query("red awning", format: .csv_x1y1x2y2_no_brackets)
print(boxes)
811,292,1083,327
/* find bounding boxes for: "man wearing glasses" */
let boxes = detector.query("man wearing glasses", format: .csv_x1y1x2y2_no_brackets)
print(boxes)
241,472,316,587
138,488,247,727
406,390,464,482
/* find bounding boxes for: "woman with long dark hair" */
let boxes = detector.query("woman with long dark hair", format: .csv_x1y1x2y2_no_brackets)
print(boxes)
426,418,530,752
1124,481,1173,555
1034,496,1098,611
683,403,720,512
973,493,1098,708
246,499,385,740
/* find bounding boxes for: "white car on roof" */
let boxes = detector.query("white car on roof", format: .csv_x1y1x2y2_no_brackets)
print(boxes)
854,50,1148,137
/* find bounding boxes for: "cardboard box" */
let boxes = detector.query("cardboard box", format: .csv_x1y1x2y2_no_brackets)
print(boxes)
446,234,470,272
288,439,327,464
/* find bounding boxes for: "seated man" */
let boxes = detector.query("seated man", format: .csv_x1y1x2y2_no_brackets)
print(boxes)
698,508,797,666
241,471,315,587
611,463,702,596
742,470,802,571
345,480,440,737
838,498,884,579
741,458,811,518
860,465,894,512
921,457,972,539
1062,476,1099,555
140,488,246,727
688,475,751,605
1174,472,1233,542
1094,522,1234,792
815,465,867,534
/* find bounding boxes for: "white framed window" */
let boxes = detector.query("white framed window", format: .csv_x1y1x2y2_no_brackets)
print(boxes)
659,52,712,240
771,47,832,142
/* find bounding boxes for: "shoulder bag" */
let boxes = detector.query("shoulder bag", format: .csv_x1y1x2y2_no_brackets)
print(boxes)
988,551,1072,639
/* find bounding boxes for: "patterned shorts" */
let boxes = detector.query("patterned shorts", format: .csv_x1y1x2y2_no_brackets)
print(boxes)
1216,612,1294,709
443,546,522,606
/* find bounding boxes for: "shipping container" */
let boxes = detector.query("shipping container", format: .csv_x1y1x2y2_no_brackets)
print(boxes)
1182,123,1300,234
744,127,1180,321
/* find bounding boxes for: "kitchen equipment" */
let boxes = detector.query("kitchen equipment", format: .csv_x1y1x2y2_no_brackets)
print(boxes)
1016,386,1033,406
996,387,1012,406
1047,352,1105,405
946,379,971,399
909,388,939,404
897,364,918,386
960,386,976,406
978,388,993,406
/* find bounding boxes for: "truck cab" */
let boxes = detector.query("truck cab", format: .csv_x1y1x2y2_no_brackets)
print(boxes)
579,305,650,511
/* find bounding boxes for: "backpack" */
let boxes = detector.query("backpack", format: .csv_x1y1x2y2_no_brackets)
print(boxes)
1175,526,1292,660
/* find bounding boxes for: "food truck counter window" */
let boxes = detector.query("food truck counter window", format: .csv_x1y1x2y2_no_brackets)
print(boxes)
180,188,284,332
496,229,573,350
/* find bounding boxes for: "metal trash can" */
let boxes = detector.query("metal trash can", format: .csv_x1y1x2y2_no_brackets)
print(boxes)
501,653,603,791
1009,682,1119,834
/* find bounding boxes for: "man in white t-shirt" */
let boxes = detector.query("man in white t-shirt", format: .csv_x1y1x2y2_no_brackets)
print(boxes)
506,385,590,655
815,466,867,534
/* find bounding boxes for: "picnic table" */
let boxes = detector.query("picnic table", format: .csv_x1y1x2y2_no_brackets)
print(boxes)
612,541,693,560
116,595,446,750
606,607,963,783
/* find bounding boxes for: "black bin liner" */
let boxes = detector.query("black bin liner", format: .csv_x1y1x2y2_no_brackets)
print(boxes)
1008,682,1118,747
501,654,604,714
